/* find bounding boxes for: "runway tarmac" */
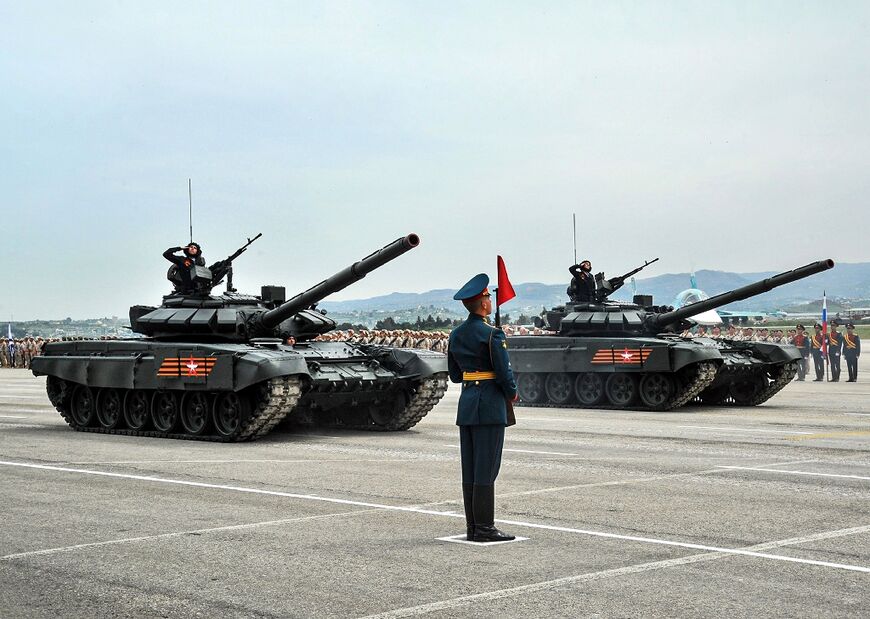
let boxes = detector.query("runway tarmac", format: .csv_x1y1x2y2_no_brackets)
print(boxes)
1,369,868,617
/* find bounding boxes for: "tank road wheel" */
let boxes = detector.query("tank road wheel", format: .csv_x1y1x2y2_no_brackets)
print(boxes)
638,373,675,409
369,391,408,428
96,388,123,429
516,373,545,403
181,392,212,436
151,391,180,433
70,385,97,427
544,373,575,405
574,373,605,406
605,373,637,408
213,392,250,438
124,390,150,430
729,374,767,406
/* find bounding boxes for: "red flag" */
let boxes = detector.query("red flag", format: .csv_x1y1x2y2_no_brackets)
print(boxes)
496,255,516,306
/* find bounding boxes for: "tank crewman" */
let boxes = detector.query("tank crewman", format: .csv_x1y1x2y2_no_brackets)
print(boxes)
827,321,844,382
448,273,517,543
843,323,861,382
791,324,810,381
810,323,826,381
163,242,205,293
567,260,596,303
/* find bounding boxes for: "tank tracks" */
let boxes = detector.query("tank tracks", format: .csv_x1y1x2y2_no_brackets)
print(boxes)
516,362,719,412
696,361,799,407
46,376,303,442
324,375,449,431
46,374,448,441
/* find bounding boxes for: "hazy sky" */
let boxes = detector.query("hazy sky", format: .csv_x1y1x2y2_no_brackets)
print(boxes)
2,2,868,319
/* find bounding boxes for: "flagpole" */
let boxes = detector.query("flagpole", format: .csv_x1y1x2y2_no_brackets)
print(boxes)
494,287,501,327
823,291,829,382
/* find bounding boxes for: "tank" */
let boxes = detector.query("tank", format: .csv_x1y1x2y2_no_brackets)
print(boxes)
509,259,834,410
30,233,448,441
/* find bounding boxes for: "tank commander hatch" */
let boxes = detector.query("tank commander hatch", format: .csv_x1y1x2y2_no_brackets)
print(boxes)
568,259,596,302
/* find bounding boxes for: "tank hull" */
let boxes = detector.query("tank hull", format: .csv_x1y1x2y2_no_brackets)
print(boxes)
31,339,448,442
508,334,802,411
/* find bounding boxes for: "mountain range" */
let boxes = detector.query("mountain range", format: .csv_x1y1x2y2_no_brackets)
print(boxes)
320,261,870,315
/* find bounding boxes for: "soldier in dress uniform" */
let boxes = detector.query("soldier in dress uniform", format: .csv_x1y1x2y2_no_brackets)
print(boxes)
791,324,810,381
843,323,861,382
827,321,844,382
448,273,517,543
810,323,826,381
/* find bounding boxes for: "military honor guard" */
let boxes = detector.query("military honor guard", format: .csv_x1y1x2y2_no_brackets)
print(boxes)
843,323,861,382
810,323,826,381
827,321,844,382
448,273,517,543
791,324,810,381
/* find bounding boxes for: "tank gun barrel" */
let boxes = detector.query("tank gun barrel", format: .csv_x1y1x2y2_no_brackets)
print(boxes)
647,259,834,329
259,233,421,330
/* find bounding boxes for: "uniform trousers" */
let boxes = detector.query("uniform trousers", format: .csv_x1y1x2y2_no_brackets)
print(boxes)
459,425,504,486
811,351,825,380
797,355,808,380
845,354,859,381
829,351,841,381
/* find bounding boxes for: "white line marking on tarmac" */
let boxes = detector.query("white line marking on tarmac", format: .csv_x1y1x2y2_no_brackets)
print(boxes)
2,460,868,574
678,425,813,435
0,508,382,561
437,534,529,546
718,466,870,481
498,459,818,498
845,413,870,417
363,524,870,618
0,415,26,419
0,395,45,400
57,459,417,465
441,445,581,457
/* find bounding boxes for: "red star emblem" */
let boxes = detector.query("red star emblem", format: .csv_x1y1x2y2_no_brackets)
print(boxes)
621,349,634,362
185,359,199,375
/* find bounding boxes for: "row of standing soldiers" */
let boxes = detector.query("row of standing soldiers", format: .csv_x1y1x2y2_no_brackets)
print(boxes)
795,321,861,382
313,329,450,353
0,337,45,369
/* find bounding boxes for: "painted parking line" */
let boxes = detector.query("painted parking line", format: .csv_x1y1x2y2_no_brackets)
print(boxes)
718,466,870,481
362,524,870,618
442,445,581,457
1,460,868,574
677,425,813,435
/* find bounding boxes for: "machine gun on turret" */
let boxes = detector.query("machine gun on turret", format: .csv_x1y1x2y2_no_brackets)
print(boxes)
208,233,263,293
594,258,659,302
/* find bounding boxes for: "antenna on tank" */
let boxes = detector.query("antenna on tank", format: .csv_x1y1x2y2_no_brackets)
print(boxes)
188,178,193,243
572,213,577,265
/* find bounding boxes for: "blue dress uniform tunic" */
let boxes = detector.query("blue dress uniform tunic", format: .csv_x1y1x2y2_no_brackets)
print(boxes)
828,330,844,381
844,329,861,381
448,314,517,485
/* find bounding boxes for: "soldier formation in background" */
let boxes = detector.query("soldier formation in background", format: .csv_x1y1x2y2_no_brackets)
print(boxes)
679,321,860,383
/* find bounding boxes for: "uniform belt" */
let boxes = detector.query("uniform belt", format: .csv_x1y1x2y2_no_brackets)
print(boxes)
463,371,497,381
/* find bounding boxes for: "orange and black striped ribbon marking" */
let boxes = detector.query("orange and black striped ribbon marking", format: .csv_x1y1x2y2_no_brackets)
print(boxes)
157,356,218,378
591,348,653,365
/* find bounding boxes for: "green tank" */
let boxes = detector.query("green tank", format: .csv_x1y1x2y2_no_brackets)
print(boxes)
510,259,834,410
31,234,448,441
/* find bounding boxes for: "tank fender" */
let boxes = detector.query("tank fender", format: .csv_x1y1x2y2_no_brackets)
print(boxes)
669,339,724,372
725,341,802,364
232,351,311,391
365,347,447,379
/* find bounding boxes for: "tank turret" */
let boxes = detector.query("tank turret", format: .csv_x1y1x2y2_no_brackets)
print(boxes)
131,234,420,341
548,259,834,337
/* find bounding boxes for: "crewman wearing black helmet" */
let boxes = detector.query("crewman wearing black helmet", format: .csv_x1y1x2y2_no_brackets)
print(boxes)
164,242,205,294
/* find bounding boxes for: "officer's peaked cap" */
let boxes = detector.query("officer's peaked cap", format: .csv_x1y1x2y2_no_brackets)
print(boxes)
454,273,489,301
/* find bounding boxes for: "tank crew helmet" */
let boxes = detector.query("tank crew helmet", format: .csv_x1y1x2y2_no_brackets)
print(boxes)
184,242,202,257
579,260,592,271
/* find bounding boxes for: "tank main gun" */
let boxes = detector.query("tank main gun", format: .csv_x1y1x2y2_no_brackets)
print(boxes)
594,257,659,302
255,233,420,332
646,259,835,331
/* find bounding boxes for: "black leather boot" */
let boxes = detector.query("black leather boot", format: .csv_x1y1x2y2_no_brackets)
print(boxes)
463,483,475,540
471,484,515,542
